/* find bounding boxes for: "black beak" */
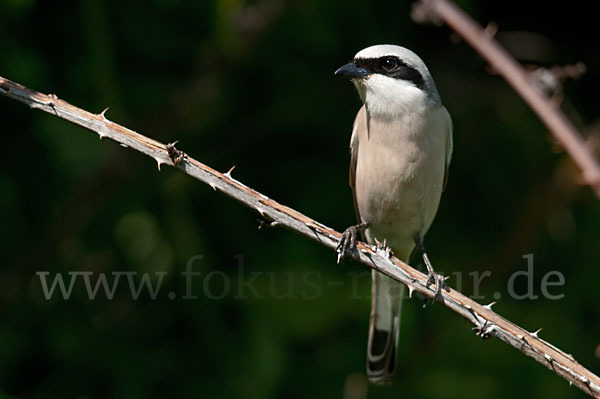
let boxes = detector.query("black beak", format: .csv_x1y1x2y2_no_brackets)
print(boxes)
334,62,370,78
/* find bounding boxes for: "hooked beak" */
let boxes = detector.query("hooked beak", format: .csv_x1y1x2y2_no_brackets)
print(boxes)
334,62,370,78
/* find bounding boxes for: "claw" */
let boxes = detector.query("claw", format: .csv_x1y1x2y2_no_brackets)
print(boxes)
426,272,449,300
336,222,368,264
414,235,449,301
374,238,393,258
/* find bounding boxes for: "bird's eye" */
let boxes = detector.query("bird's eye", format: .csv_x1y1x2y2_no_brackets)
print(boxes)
381,57,398,71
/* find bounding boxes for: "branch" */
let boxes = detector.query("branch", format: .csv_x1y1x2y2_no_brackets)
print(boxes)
2,76,599,398
414,0,600,198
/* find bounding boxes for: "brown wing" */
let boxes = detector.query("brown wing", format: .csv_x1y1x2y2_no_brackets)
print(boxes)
442,164,449,192
350,143,361,224
349,106,367,225
441,106,453,192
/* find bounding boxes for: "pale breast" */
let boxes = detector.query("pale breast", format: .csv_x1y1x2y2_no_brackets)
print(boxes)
353,107,449,258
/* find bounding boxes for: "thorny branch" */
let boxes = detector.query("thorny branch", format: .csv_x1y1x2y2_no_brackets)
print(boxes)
1,76,599,397
412,0,600,198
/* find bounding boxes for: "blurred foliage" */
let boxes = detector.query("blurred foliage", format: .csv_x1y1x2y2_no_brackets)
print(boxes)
1,0,599,398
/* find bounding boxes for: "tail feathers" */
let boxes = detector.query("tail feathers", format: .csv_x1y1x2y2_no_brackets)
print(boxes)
367,271,404,385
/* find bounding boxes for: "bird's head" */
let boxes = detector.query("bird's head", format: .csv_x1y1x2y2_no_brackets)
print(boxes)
335,44,440,118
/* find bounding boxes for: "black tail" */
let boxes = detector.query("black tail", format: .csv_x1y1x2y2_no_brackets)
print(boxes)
366,271,404,385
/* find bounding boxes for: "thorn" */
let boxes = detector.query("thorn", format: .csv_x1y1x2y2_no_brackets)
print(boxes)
544,354,553,363
464,304,471,310
225,165,236,178
97,108,110,139
120,143,128,148
209,182,217,191
483,301,497,310
155,158,165,171
100,107,110,120
337,251,343,265
517,334,524,340
306,221,318,230
569,381,572,387
408,285,415,298
531,328,543,338
257,208,265,217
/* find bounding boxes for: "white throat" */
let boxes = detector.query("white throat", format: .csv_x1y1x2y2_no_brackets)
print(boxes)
353,74,433,119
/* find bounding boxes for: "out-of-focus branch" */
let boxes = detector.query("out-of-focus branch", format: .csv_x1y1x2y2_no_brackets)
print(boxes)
414,0,600,198
1,75,599,397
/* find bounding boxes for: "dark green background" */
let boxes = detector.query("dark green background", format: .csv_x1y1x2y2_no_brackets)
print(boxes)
1,0,599,398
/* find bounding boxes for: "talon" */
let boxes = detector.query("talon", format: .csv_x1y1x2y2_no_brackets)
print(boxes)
426,272,448,301
166,141,185,166
374,238,393,258
414,235,448,301
336,222,368,263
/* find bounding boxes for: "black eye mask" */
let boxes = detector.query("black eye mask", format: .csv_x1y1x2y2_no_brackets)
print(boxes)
353,56,425,90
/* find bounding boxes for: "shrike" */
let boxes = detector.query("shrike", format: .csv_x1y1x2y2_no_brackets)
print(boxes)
335,45,453,384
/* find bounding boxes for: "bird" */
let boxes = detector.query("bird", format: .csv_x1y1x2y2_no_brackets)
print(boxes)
334,44,453,384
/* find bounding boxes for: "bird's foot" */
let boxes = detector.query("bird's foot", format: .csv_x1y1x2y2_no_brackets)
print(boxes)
374,238,393,258
166,141,186,166
426,272,450,300
413,234,450,301
336,222,368,264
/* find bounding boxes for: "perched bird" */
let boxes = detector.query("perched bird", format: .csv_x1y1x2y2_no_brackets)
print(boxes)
335,45,453,384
